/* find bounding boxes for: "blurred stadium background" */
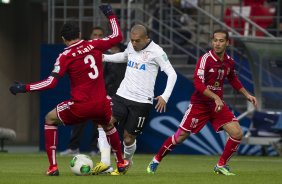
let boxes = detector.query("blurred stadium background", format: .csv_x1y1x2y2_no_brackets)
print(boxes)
1,0,282,156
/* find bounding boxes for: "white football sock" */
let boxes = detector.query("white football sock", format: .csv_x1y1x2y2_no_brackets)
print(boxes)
123,140,136,161
98,128,111,166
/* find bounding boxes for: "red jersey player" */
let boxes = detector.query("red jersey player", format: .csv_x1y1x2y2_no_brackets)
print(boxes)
9,4,129,176
147,29,257,176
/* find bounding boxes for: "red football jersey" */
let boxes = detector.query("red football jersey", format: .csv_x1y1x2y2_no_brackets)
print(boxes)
191,50,243,104
26,15,122,103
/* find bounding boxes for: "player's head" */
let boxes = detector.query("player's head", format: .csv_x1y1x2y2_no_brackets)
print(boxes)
211,29,229,56
110,43,125,54
130,24,150,51
60,22,80,44
90,26,105,39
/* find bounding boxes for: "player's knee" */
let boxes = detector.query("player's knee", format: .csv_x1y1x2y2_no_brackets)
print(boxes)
45,114,54,125
123,135,135,146
173,129,190,144
175,135,187,144
231,128,243,140
109,116,117,124
101,123,114,132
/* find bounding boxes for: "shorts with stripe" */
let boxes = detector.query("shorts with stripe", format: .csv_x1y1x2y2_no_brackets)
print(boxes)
56,98,112,125
179,103,238,133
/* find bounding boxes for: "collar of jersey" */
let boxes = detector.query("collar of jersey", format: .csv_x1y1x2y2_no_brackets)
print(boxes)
209,50,229,62
65,40,84,50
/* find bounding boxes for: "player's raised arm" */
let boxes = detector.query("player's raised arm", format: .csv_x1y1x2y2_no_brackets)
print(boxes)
93,4,122,52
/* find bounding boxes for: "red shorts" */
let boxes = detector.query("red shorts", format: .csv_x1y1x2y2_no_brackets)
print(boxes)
56,98,112,125
179,103,238,133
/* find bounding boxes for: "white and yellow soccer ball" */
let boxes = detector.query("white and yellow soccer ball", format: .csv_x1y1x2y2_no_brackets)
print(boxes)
70,154,93,176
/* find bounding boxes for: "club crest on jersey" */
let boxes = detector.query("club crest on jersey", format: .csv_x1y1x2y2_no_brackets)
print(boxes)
127,60,146,71
162,53,168,62
141,51,149,60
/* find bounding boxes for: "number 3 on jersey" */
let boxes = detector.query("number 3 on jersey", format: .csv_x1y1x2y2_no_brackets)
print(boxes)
84,54,99,79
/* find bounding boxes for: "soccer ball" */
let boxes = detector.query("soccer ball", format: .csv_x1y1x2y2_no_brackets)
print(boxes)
70,154,93,176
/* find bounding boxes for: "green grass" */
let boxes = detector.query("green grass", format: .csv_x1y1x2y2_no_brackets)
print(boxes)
0,153,282,184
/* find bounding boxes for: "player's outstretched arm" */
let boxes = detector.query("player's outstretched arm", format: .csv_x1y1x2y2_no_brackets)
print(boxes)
95,4,122,51
9,75,59,95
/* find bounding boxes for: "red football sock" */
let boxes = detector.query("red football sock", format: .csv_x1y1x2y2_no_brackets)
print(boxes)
155,136,176,162
218,137,241,166
105,127,123,163
44,125,58,168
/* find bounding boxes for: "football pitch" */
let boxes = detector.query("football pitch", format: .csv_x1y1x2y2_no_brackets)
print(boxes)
0,153,282,184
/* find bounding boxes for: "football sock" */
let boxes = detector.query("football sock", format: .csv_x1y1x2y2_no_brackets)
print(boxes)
153,157,160,163
98,128,111,166
44,125,58,167
105,127,123,163
155,136,176,162
123,140,136,161
218,137,241,166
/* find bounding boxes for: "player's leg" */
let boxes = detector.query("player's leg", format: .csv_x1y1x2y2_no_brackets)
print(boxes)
147,104,208,174
101,117,130,174
212,105,242,176
122,99,152,165
147,128,190,174
97,124,111,166
214,122,242,176
123,130,137,166
91,124,113,175
44,108,61,176
92,95,127,175
50,100,85,176
90,123,99,156
220,121,243,166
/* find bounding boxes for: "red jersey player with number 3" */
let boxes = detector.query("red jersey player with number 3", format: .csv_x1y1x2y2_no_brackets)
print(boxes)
147,29,257,176
9,4,130,176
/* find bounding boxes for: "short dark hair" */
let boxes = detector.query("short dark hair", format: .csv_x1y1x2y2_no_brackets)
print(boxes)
60,22,80,41
212,29,229,40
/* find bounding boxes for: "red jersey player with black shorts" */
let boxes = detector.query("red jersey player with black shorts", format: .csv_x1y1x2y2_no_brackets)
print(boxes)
9,4,130,176
147,29,257,176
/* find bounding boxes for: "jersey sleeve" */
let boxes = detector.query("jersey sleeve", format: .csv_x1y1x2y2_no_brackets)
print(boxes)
154,50,177,102
154,50,171,71
103,52,127,63
193,56,208,93
103,43,129,63
26,76,58,92
227,63,243,91
25,52,68,92
90,15,122,52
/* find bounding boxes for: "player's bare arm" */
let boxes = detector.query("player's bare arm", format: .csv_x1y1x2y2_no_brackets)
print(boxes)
203,88,224,112
239,87,257,107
